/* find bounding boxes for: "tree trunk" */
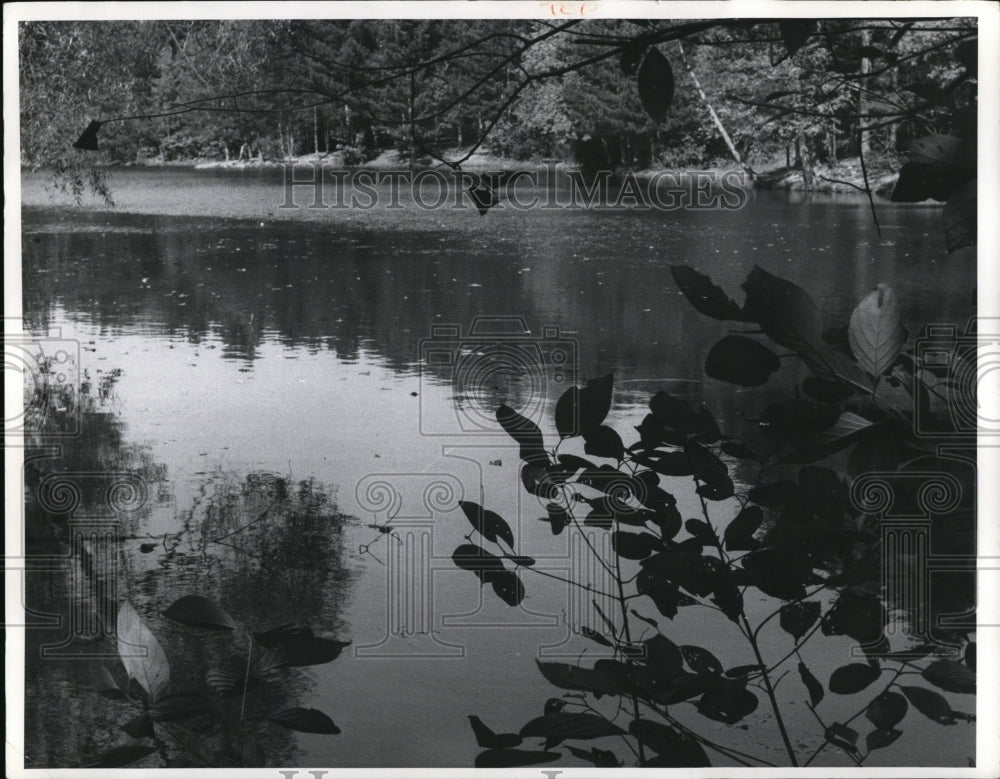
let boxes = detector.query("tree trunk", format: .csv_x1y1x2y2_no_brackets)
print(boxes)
676,42,756,181
796,130,815,188
859,29,872,159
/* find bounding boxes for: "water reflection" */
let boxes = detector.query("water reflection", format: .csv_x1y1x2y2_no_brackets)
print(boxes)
23,371,351,768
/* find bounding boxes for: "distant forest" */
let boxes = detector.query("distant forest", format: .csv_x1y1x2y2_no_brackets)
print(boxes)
20,18,976,176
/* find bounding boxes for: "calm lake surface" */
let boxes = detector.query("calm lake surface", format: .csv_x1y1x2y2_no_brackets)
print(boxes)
20,167,976,768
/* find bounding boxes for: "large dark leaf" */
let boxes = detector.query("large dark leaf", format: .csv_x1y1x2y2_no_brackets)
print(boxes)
496,404,547,464
799,661,824,707
475,749,560,768
452,543,506,581
260,634,351,669
94,665,126,699
866,690,908,729
642,634,684,681
825,722,860,757
740,549,809,600
520,712,625,744
269,707,340,734
612,530,662,560
908,134,974,174
583,425,625,461
829,663,881,695
847,425,902,477
822,591,887,644
458,501,515,547
780,601,821,641
759,398,840,437
148,693,213,722
777,20,816,60
705,335,782,386
489,569,526,607
681,645,723,676
684,440,732,499
253,623,313,648
723,505,762,551
742,265,823,353
205,667,261,697
535,660,628,697
636,568,680,619
82,744,157,768
629,718,711,765
566,744,621,767
162,595,236,631
867,728,903,751
555,373,613,437
468,716,523,749
636,47,674,123
943,179,976,252
697,680,759,723
900,685,960,724
848,285,907,380
922,660,975,694
539,503,569,536
122,714,155,739
670,265,745,321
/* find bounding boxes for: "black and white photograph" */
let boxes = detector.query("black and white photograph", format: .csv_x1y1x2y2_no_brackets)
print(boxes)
5,1,999,775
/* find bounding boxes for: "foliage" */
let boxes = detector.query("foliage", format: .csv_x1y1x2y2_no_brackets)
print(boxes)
87,595,348,767
451,263,976,767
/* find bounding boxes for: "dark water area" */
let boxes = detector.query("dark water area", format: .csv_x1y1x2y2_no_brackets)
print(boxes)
19,167,977,768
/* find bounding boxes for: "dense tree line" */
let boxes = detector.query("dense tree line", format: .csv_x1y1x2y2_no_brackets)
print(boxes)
19,18,976,178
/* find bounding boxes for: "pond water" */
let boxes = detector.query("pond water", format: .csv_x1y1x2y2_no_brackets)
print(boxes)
19,167,977,768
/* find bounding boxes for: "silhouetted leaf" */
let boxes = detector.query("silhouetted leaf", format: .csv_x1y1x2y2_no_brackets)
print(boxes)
475,749,560,767
798,662,824,706
94,665,126,699
908,134,974,174
685,440,732,499
269,707,340,734
778,20,816,60
520,712,625,744
900,685,959,724
724,505,762,551
162,595,236,631
803,376,856,403
117,601,170,702
825,722,860,756
670,265,746,321
629,718,711,765
780,601,821,641
504,554,536,567
613,530,662,560
580,626,614,647
82,744,157,768
643,634,684,680
829,663,881,695
555,373,613,437
583,425,625,460
848,285,907,380
73,120,102,151
697,680,759,723
944,179,976,252
741,549,809,600
260,634,351,669
489,569,526,607
867,728,903,751
822,591,887,643
922,660,975,694
636,47,674,123
122,714,155,739
468,715,523,749
536,660,627,697
459,500,515,548
566,744,621,766
759,398,840,436
681,645,723,676
637,568,680,619
253,623,313,648
748,481,799,505
452,543,506,580
539,503,569,536
705,335,781,386
725,664,762,679
848,425,902,477
148,693,212,721
742,265,822,353
867,690,908,729
496,404,547,464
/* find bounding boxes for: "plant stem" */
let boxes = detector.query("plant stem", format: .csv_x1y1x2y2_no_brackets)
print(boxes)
240,632,253,723
613,537,646,766
742,614,799,766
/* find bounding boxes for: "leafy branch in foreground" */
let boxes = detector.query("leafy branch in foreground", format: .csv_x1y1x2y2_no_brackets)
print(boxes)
85,596,348,767
450,264,975,767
